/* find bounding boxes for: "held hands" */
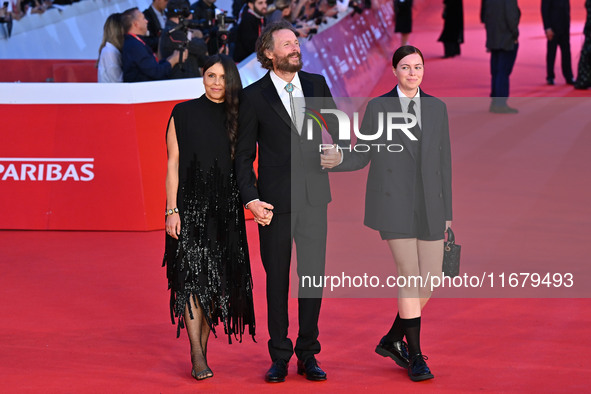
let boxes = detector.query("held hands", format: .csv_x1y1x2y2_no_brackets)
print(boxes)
320,144,342,169
166,214,181,240
247,200,274,226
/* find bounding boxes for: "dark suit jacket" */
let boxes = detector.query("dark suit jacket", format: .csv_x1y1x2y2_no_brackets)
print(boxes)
332,87,452,235
122,34,172,82
143,6,164,53
481,0,520,51
233,10,264,63
235,71,341,213
541,0,570,38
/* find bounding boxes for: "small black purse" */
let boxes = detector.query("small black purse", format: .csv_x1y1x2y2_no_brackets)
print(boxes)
442,227,461,277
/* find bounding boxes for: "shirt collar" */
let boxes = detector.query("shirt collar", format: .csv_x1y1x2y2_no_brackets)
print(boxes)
397,85,421,110
151,5,165,17
270,70,302,93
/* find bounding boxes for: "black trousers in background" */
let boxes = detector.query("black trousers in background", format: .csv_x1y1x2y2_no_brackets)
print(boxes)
490,44,519,107
547,35,573,81
258,204,327,363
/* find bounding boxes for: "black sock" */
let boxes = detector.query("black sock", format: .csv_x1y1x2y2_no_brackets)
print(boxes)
384,312,404,342
401,317,422,356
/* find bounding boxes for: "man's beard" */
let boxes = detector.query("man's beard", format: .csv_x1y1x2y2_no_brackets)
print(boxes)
275,52,303,73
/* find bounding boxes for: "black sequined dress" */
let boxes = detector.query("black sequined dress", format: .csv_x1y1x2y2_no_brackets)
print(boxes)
163,95,255,341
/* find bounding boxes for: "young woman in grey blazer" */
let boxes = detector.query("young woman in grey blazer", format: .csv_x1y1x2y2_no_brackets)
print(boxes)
328,46,452,382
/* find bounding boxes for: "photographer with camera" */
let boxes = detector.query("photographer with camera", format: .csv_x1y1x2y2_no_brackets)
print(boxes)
233,0,266,62
121,7,186,82
159,0,208,79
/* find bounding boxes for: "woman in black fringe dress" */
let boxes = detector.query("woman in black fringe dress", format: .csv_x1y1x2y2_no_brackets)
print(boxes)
163,54,256,381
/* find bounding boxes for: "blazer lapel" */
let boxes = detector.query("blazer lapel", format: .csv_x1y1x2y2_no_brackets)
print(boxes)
419,92,434,162
260,72,293,131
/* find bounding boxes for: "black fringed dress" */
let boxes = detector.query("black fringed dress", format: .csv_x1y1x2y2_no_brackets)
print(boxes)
163,95,256,341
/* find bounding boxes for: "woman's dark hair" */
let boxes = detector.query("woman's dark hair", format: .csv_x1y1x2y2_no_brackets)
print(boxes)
391,45,424,68
256,20,298,70
203,54,243,159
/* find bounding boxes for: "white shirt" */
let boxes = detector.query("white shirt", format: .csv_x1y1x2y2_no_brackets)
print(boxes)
151,5,167,29
397,85,422,129
97,42,123,83
270,70,305,131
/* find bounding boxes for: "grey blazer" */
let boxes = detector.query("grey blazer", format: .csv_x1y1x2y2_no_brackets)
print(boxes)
333,87,452,235
481,0,521,51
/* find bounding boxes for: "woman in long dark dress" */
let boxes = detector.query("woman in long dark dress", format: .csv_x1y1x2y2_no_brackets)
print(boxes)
438,0,464,58
163,54,256,381
327,46,452,382
394,0,413,46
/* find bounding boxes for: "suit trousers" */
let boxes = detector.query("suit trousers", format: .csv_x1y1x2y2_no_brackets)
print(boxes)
547,35,573,81
490,44,519,106
258,203,327,362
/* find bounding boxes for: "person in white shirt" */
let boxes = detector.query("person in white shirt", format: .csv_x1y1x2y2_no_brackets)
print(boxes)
97,13,124,83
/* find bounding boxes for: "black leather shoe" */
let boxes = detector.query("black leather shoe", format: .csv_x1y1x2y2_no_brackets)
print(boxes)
546,78,555,85
408,354,434,382
265,359,288,383
375,336,409,368
566,78,575,85
297,357,327,381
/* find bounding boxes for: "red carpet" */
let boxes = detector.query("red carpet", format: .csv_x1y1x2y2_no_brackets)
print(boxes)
1,0,591,391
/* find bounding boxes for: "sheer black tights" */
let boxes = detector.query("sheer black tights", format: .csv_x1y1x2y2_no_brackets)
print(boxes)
184,296,212,378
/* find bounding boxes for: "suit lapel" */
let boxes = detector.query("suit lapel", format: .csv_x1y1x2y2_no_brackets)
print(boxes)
260,72,293,131
419,92,434,161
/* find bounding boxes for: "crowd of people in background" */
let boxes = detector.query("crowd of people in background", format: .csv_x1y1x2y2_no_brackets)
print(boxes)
93,0,591,89
1,0,78,26
96,0,359,82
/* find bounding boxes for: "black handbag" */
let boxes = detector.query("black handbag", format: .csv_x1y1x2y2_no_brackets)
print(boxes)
442,227,461,277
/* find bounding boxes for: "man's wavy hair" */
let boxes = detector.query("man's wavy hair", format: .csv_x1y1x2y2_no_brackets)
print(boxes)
256,20,298,70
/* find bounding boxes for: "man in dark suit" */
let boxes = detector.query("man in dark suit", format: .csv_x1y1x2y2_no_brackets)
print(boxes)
235,20,342,383
143,0,168,53
121,7,183,82
481,0,520,113
233,0,266,62
542,0,574,85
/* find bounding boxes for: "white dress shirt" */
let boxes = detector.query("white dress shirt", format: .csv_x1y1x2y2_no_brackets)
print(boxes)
151,5,167,29
397,85,422,129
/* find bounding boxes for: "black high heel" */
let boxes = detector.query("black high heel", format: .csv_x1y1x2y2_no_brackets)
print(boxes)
191,367,213,381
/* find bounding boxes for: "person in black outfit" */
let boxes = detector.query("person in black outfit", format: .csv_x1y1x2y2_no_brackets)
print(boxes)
164,54,256,381
159,0,208,78
233,0,266,62
541,0,574,85
235,20,343,383
438,0,463,58
144,0,168,53
575,0,591,89
394,0,413,46
0,1,13,38
481,0,520,113
327,46,453,382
